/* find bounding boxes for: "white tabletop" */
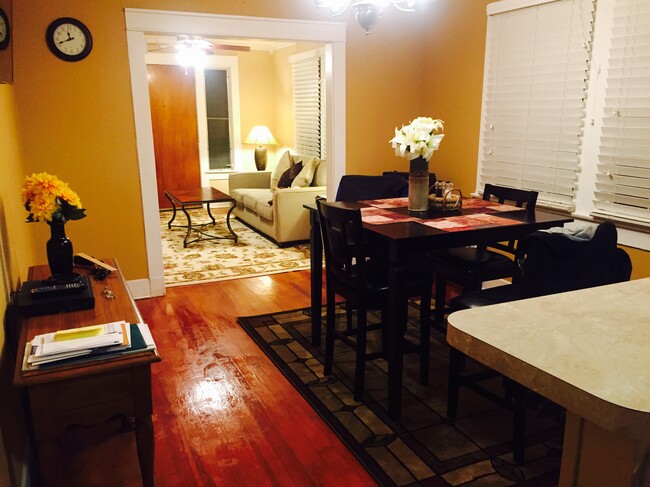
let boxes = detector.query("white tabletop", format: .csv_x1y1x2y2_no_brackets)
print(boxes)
447,278,650,442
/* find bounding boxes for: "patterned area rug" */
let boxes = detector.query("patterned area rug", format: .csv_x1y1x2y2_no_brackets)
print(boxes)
238,304,565,487
160,209,311,286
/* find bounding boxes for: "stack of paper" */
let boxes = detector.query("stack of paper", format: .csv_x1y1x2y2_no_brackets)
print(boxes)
26,321,131,366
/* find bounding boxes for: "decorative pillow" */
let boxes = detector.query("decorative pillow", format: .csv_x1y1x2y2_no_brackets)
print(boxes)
291,157,320,188
277,161,303,189
271,150,293,191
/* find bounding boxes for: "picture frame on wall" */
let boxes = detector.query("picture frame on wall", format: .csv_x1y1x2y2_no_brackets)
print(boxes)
0,0,13,84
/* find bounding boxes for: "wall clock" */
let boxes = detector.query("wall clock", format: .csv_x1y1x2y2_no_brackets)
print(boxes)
46,17,93,62
0,8,10,51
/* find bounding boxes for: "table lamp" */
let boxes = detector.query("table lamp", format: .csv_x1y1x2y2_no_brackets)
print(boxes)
245,125,278,171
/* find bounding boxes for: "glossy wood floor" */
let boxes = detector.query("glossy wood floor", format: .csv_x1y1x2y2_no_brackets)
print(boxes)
137,271,376,487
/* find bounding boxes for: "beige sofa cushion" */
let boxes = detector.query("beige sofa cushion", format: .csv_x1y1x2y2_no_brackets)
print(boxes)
270,150,293,192
292,157,320,188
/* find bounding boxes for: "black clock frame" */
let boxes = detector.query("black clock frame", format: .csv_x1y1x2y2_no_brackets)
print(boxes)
0,8,10,51
46,17,93,62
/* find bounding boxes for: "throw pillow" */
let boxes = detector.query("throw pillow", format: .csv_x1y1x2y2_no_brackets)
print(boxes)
291,157,320,188
271,150,293,191
278,161,304,189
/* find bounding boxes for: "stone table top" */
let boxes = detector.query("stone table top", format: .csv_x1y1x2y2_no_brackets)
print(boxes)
447,278,650,443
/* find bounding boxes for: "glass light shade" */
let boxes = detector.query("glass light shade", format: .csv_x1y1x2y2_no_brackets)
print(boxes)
245,126,278,146
314,0,420,32
175,38,212,68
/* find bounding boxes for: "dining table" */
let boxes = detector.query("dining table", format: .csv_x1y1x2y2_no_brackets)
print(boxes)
306,196,573,419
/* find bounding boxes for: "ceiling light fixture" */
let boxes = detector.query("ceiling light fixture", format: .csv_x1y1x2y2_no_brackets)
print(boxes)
315,0,419,34
175,36,212,69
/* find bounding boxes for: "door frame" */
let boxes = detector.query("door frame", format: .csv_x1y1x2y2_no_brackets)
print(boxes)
125,9,347,297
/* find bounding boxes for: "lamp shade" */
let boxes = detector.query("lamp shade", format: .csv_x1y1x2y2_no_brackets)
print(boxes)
245,126,278,146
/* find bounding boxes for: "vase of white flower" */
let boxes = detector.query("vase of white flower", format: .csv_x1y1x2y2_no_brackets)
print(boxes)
390,116,444,212
408,156,430,212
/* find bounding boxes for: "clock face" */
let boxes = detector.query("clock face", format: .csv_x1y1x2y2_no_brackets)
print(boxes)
0,8,9,51
52,23,87,56
46,18,92,61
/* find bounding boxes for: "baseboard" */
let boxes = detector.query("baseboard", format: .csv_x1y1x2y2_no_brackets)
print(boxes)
127,277,166,300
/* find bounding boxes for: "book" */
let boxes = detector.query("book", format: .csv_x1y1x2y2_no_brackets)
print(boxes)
23,323,156,370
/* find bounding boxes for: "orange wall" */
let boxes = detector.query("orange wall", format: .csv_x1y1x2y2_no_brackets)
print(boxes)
8,0,435,280
6,0,650,281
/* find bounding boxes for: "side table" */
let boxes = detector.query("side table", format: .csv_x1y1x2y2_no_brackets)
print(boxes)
13,259,161,487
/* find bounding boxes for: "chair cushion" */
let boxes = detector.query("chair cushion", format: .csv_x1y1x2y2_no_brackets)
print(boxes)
430,247,516,280
450,283,522,310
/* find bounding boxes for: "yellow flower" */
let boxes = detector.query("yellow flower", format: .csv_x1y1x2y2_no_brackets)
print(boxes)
22,172,87,223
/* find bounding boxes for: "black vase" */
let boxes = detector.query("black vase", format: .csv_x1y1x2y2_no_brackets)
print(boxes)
46,220,74,276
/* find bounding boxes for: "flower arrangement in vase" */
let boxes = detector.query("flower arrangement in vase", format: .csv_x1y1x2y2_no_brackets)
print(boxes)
22,172,86,276
390,117,444,211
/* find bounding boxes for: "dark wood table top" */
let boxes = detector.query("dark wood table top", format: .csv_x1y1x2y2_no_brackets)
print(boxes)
322,199,574,251
165,187,234,205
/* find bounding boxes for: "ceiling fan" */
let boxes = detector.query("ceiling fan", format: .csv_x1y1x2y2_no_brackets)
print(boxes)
147,35,251,55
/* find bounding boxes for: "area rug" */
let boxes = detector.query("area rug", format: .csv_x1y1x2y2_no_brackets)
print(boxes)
238,304,565,487
160,209,311,286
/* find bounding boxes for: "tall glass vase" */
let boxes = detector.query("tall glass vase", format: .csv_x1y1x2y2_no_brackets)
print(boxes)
408,156,429,212
47,220,74,276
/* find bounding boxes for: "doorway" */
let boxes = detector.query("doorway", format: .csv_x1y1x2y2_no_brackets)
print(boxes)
125,9,346,297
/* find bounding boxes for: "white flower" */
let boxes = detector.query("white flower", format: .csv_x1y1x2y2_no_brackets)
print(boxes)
390,117,444,161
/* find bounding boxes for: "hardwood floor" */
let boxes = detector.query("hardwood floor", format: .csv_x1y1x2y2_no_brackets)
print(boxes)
137,270,376,487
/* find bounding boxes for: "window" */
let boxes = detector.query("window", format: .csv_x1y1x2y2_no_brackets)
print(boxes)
592,0,650,225
204,69,232,170
478,0,650,248
290,49,325,158
478,0,595,211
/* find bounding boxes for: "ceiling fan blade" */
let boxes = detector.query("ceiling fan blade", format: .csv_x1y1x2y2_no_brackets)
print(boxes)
148,46,177,54
210,44,251,52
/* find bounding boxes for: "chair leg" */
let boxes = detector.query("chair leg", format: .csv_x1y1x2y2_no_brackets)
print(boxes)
353,302,368,402
419,286,431,385
447,348,464,419
345,302,354,332
434,274,447,330
324,289,336,376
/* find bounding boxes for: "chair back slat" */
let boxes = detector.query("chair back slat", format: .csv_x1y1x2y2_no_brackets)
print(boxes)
317,199,368,289
335,175,407,202
482,184,539,255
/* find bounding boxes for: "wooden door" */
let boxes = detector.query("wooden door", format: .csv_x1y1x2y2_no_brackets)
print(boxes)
147,64,201,210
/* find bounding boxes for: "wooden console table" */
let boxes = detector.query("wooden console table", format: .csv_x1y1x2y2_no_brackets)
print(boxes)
13,259,161,487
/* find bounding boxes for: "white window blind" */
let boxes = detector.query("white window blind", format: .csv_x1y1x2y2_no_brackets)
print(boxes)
291,51,325,158
479,0,595,210
593,0,650,224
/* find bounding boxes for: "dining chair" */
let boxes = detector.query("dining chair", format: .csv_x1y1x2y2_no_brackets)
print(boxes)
335,174,407,202
428,184,539,329
316,199,432,401
446,221,632,465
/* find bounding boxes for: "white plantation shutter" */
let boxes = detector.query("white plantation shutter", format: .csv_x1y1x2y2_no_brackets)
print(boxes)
593,0,650,224
291,50,325,158
479,0,595,211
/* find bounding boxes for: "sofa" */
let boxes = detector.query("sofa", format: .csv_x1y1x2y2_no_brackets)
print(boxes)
228,152,326,246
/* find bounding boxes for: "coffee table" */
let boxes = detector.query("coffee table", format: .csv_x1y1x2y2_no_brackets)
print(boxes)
164,187,238,248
